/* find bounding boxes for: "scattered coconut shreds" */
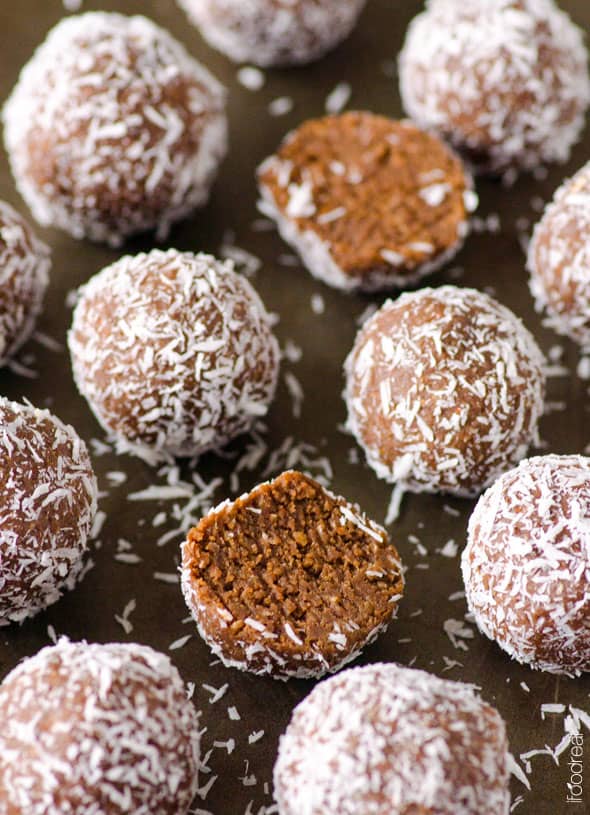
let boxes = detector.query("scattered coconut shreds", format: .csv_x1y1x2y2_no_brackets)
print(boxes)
128,484,194,501
237,66,265,91
283,371,304,418
325,81,352,114
220,243,262,278
106,470,127,486
8,358,38,378
32,330,63,352
47,624,58,644
520,682,530,693
577,356,590,379
90,509,106,539
438,538,458,558
153,571,179,584
508,754,532,790
268,96,293,117
114,598,136,634
113,552,142,565
442,503,460,517
282,339,303,363
441,657,463,672
228,706,241,721
63,0,82,9
443,618,474,651
541,703,566,718
214,739,236,755
310,293,325,315
203,683,229,705
248,731,265,745
169,634,192,651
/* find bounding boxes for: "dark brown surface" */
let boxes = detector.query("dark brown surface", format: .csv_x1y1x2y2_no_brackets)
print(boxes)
0,2,589,814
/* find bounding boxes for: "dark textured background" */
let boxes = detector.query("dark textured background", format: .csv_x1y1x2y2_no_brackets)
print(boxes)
0,2,589,813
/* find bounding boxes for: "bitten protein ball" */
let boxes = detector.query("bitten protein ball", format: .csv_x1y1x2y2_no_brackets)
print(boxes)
0,201,50,365
0,399,97,626
274,663,510,815
3,12,227,247
69,250,280,463
0,639,200,814
462,455,590,676
344,286,546,497
528,162,590,346
181,471,404,679
399,0,590,175
177,0,367,68
258,113,476,292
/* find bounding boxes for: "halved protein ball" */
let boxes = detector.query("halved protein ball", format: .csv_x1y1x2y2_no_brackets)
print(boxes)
181,470,405,679
274,662,510,815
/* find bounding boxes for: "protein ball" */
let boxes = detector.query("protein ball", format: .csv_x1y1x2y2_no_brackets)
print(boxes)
177,0,367,68
0,639,200,814
0,398,97,627
462,455,590,676
3,12,227,247
0,201,50,365
258,113,476,292
68,249,280,463
344,286,546,497
181,470,404,679
399,0,590,175
274,662,510,815
528,161,590,346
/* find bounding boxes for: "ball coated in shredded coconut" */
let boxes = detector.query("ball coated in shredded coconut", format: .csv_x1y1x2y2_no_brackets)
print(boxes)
462,455,590,676
398,0,590,175
273,662,510,815
0,201,50,366
0,398,97,627
68,249,280,463
0,639,200,815
3,12,227,247
528,161,590,347
344,285,546,497
177,0,367,68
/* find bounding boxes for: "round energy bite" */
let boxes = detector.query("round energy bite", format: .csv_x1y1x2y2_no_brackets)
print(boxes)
258,113,476,292
181,470,405,679
462,455,590,676
399,0,590,175
69,250,279,463
0,398,97,626
177,0,367,68
528,162,590,346
3,12,227,247
274,663,510,815
0,639,200,814
0,201,50,365
344,286,546,496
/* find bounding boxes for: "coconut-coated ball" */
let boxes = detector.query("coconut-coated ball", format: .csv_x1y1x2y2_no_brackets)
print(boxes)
344,286,546,496
0,639,200,814
3,12,227,247
0,398,97,626
399,0,590,175
462,455,590,676
274,662,510,815
68,250,280,463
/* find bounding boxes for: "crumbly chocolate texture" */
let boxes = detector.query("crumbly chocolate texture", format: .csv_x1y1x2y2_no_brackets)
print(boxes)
399,0,590,175
0,640,200,815
0,201,50,365
462,455,590,676
177,0,367,68
68,250,280,464
274,662,510,815
0,398,97,626
528,161,590,346
258,112,474,292
3,12,227,247
345,286,546,497
181,470,404,679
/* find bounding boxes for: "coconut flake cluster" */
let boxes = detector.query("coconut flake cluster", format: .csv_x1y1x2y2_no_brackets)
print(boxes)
3,12,227,247
462,455,590,676
0,398,97,627
0,639,200,815
177,0,367,67
399,0,590,175
344,286,546,497
0,201,50,366
528,161,590,347
274,662,510,815
68,249,280,463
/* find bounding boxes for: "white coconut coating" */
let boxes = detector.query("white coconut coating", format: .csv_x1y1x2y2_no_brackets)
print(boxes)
462,455,590,676
177,0,367,68
344,286,546,497
0,201,50,365
0,639,200,815
68,250,280,463
274,662,510,815
0,398,97,627
399,0,590,174
3,12,227,247
528,161,590,347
